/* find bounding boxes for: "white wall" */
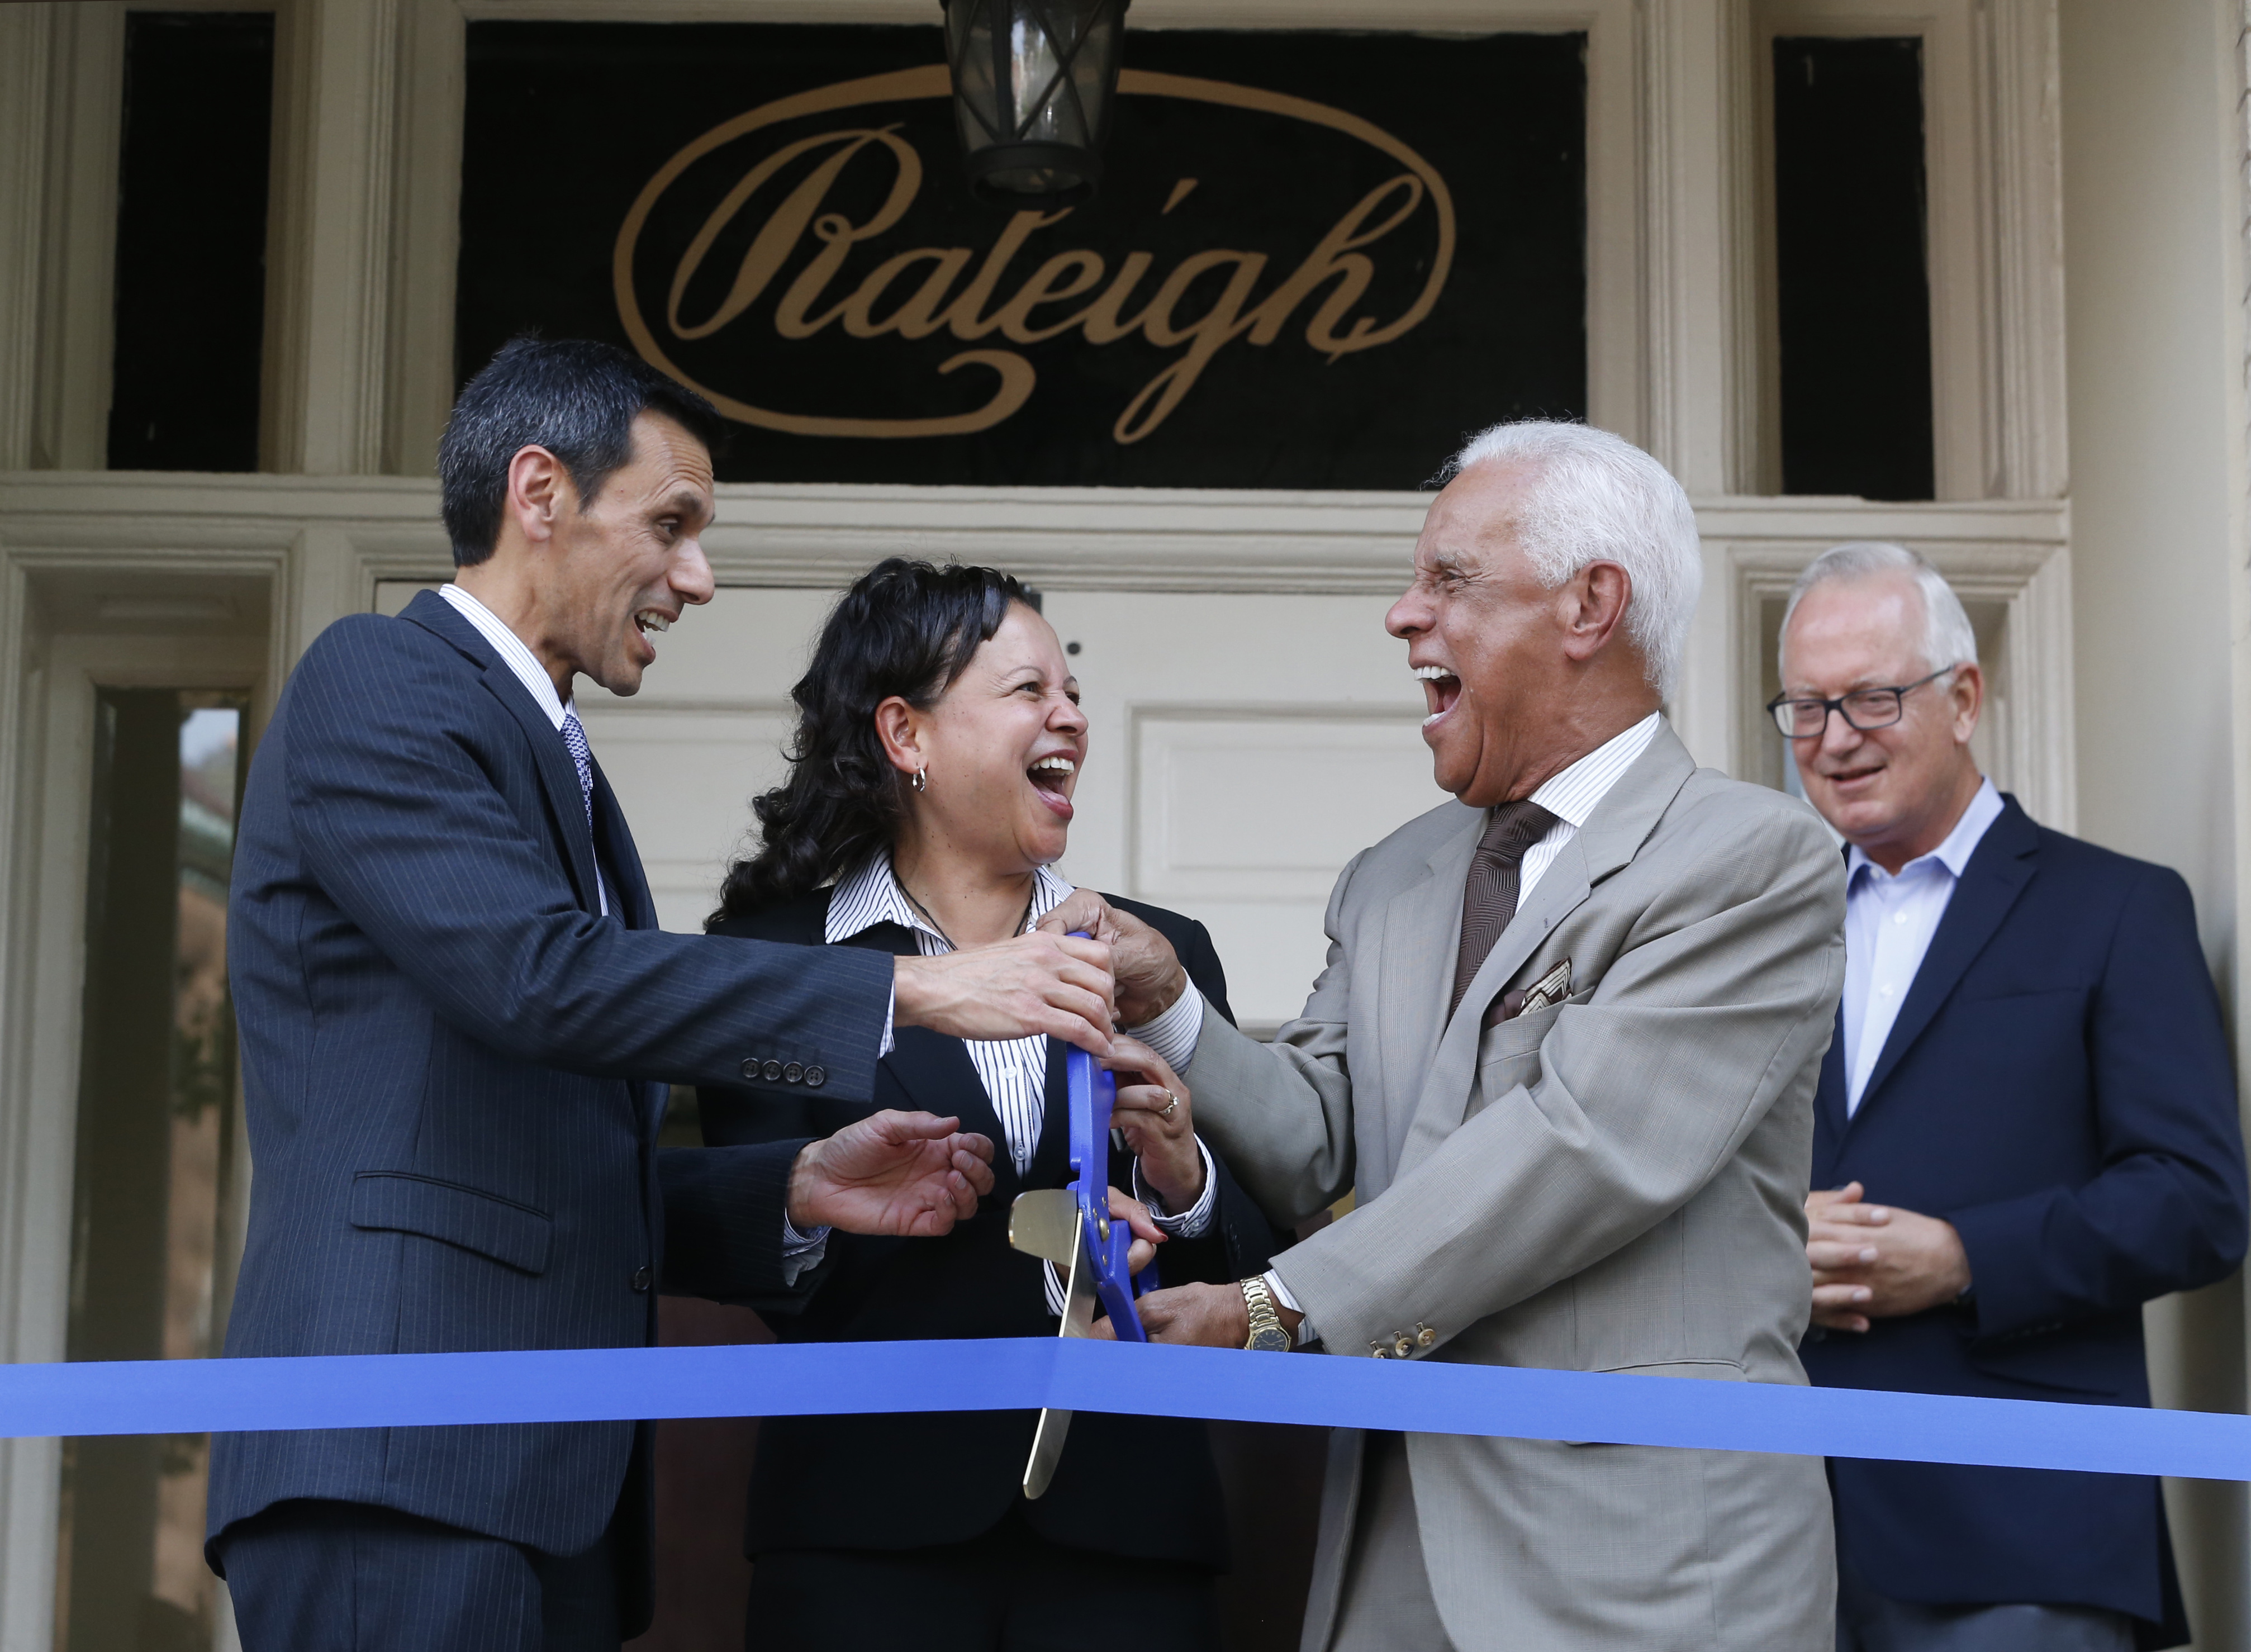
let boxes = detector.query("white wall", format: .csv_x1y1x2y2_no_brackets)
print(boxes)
2062,0,2251,1643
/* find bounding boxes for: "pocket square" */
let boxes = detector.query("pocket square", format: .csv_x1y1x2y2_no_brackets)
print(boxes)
1487,958,1573,1027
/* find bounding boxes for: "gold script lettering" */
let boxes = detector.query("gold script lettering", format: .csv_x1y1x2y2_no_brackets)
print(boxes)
1114,250,1270,444
668,129,913,341
612,64,1457,441
1244,174,1427,360
839,248,973,338
993,251,1107,344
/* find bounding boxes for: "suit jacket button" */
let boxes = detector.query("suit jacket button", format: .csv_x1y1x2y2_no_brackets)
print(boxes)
630,1266,652,1293
761,1060,784,1083
738,1057,759,1081
783,1062,804,1084
1394,1335,1416,1359
804,1066,827,1089
1369,1342,1390,1359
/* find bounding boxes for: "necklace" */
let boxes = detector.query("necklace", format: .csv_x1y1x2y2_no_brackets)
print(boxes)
896,867,1037,952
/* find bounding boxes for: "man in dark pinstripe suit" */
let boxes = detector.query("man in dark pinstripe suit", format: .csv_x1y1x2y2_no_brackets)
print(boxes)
205,340,1122,1650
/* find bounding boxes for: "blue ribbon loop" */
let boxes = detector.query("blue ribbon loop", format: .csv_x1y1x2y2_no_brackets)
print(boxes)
4,1338,2247,1482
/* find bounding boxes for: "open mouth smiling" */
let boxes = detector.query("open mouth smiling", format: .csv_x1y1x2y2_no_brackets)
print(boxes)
1413,662,1462,728
1027,752,1077,820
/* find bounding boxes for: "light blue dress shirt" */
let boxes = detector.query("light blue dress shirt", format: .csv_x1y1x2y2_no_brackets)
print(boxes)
1841,778,2005,1114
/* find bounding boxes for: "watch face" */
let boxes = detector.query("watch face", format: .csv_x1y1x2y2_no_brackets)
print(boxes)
1248,1325,1293,1353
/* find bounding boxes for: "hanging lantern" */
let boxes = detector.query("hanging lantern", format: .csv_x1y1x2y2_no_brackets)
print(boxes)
940,0,1128,210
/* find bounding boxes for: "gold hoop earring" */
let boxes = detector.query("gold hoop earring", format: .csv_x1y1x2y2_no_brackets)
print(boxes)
911,767,928,794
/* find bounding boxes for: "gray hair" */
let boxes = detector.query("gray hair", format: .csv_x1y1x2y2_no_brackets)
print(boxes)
1440,420,1703,700
1778,542,1978,681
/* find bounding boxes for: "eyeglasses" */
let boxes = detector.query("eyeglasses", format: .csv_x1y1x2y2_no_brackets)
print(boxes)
1766,667,1955,739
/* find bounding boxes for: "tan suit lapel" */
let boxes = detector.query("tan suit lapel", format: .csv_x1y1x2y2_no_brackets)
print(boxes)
1362,805,1483,1200
1394,725,1701,1176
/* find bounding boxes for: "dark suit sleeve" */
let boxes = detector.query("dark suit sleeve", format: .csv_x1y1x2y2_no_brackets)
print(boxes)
279,622,892,1097
657,1142,828,1309
1949,865,2249,1339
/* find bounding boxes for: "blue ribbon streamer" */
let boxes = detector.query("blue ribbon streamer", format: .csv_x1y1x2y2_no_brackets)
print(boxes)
3,1338,2247,1481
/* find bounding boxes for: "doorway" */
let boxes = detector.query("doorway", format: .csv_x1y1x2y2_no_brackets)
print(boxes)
54,691,248,1652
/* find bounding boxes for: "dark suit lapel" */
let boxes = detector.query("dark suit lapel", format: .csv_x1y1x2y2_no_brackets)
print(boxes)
397,590,603,916
1812,844,1852,1153
1025,1039,1072,1189
490,678,602,915
1851,799,2040,1122
834,924,1012,1154
1815,1005,1849,1164
885,1027,1010,1152
589,762,655,930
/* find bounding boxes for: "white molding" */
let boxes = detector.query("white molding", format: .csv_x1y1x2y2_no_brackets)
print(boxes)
0,5,55,473
1747,0,2067,502
1982,0,2069,498
0,545,56,1652
0,474,2075,820
265,0,401,475
1688,512,2075,828
387,0,467,476
0,596,269,1652
1641,0,1758,492
31,3,126,473
0,467,2068,590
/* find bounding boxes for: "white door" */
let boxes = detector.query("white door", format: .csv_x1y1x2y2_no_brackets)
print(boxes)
381,582,1447,1031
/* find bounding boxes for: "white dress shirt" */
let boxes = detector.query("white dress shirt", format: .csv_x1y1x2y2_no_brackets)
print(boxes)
1265,710,1668,1342
790,855,1212,1310
439,583,607,917
1841,778,2004,1114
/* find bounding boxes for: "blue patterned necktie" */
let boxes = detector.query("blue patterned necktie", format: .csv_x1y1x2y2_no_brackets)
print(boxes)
559,709,596,832
560,708,610,917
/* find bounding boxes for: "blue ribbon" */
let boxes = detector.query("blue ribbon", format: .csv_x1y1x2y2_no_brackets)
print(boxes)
4,1338,2247,1481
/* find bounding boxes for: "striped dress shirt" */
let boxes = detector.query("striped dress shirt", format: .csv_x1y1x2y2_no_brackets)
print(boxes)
799,856,1212,1313
439,582,606,917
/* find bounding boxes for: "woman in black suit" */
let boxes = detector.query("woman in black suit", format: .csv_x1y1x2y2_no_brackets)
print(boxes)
702,557,1274,1652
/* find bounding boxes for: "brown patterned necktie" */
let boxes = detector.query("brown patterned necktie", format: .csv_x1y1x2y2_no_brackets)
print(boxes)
1449,798,1560,1018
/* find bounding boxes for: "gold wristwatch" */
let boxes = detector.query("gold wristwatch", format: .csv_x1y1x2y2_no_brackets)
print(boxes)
1240,1275,1292,1352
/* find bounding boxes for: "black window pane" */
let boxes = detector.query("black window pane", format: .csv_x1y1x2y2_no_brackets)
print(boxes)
1772,36,1935,501
107,13,275,472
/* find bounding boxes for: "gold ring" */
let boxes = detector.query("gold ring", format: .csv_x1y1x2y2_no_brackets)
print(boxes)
1160,1091,1180,1121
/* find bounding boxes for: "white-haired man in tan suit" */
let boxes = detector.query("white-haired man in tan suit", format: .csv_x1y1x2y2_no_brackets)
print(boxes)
1048,420,1846,1650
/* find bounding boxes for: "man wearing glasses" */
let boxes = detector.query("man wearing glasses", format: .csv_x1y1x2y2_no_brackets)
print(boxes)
1774,542,2247,1652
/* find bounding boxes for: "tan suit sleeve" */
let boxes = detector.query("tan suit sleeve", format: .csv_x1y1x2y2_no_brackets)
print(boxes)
1181,851,1365,1226
1271,805,1844,1360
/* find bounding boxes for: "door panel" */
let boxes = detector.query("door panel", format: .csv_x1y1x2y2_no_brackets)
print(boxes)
1042,592,1443,1028
571,587,1439,1029
383,582,1441,1027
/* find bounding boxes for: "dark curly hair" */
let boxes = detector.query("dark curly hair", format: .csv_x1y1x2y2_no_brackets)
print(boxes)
710,558,1033,922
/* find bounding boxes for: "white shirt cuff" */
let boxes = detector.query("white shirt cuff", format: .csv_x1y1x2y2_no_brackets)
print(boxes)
880,982,896,1059
1134,1137,1217,1240
1265,1268,1318,1346
781,1213,830,1288
1128,984,1204,1074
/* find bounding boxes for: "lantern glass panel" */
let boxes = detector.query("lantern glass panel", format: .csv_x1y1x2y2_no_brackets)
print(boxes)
944,0,1123,203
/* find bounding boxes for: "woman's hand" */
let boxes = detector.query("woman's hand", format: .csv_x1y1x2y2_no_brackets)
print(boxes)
1052,1186,1164,1299
1112,1186,1164,1276
1105,1035,1204,1213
